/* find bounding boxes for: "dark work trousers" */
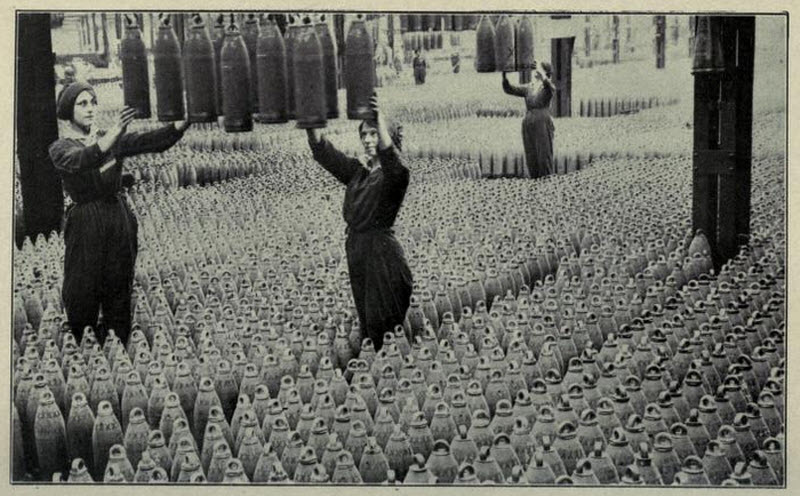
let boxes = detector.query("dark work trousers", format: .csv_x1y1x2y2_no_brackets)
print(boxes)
346,229,413,351
522,108,555,178
62,195,138,346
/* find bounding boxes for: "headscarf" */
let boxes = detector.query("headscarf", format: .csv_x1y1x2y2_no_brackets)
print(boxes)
56,81,96,121
359,118,404,152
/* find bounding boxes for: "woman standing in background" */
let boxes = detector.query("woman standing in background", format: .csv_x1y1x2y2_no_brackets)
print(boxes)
502,61,555,178
413,49,428,84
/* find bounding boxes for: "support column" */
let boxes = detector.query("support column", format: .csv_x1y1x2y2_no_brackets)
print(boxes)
584,15,591,58
387,14,394,56
92,13,99,52
171,13,186,47
114,13,122,40
101,13,110,62
672,16,680,45
692,16,754,269
550,37,574,118
334,14,346,90
80,15,87,48
17,13,63,241
147,13,155,49
655,15,666,68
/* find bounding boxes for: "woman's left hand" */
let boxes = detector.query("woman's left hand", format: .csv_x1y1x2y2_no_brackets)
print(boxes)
534,70,544,81
369,92,382,121
174,119,191,132
370,92,394,151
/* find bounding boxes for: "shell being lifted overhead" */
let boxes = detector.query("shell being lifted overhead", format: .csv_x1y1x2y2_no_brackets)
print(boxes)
345,14,375,120
293,16,327,129
241,14,261,113
153,16,185,122
212,15,226,114
316,15,339,120
184,15,218,123
494,15,516,72
515,16,535,71
220,21,253,133
285,16,299,120
256,17,288,124
475,15,496,73
120,18,151,118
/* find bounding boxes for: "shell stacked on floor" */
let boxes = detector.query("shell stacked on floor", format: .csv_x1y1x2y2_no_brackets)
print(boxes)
13,143,785,484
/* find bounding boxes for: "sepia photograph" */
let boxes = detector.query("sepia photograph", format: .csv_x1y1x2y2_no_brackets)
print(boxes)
8,2,789,489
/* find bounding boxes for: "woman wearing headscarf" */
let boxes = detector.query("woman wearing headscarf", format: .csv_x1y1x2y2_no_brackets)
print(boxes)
502,61,556,178
306,93,413,352
412,49,427,85
48,81,190,346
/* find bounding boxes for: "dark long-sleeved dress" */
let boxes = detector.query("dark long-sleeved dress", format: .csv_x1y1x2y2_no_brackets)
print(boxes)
413,55,427,85
48,125,185,345
310,138,413,351
502,77,555,178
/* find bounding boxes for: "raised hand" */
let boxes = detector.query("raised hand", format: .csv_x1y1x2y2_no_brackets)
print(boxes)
306,127,322,145
115,107,138,133
368,91,381,120
174,119,191,132
370,91,394,151
98,106,136,152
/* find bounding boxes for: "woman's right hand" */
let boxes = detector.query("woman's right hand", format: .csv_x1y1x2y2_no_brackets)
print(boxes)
98,106,137,153
112,107,138,135
306,128,322,146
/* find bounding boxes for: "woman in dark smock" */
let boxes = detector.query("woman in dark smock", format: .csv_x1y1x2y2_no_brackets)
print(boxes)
307,94,413,351
413,49,427,85
48,82,190,346
502,62,556,178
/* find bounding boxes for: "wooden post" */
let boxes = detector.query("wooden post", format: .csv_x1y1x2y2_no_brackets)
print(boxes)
612,15,620,63
692,16,755,269
655,15,666,68
76,17,83,48
387,14,394,56
171,13,186,47
550,37,574,118
114,13,122,39
584,15,591,58
17,13,63,241
334,13,346,90
101,13,110,62
88,14,93,47
626,16,632,45
92,13,99,52
148,13,155,49
80,15,87,47
672,16,680,45
274,13,287,35
518,15,532,85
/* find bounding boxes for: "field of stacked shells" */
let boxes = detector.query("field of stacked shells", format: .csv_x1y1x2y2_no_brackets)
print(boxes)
13,51,786,485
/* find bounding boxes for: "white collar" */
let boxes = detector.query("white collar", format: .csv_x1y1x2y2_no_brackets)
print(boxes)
59,121,101,145
358,154,382,173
